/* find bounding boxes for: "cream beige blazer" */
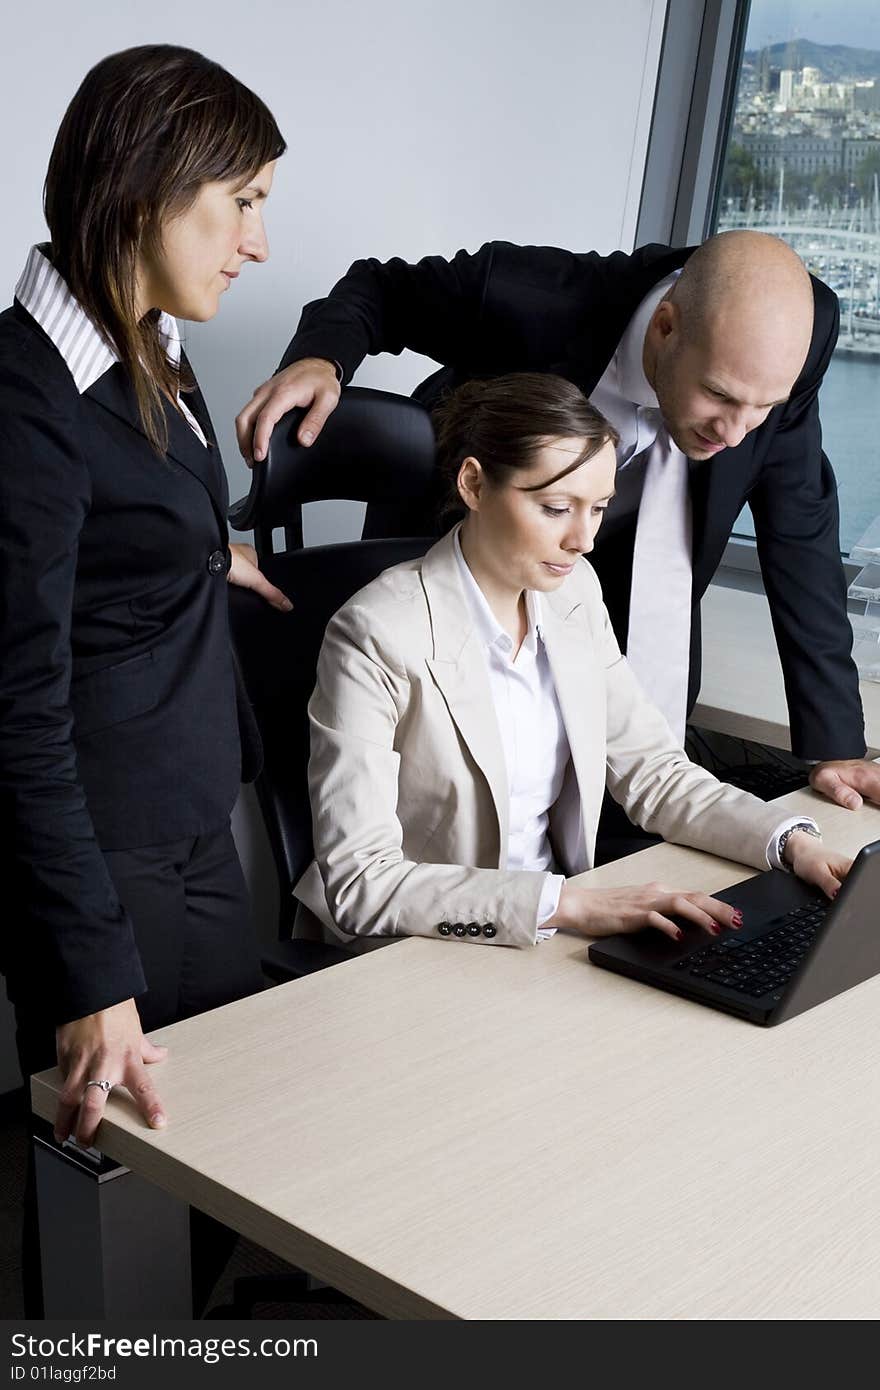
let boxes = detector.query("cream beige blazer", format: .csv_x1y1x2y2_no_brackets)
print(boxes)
294,530,785,949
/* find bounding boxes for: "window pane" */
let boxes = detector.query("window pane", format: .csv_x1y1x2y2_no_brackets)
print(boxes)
714,1,880,554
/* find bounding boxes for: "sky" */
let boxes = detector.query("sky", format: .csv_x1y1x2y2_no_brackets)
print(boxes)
745,0,880,53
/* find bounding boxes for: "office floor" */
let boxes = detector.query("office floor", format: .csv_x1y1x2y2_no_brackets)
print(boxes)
0,1090,377,1320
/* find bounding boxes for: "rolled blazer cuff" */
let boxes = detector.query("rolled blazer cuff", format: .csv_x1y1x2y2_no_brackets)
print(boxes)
393,869,543,947
294,859,543,949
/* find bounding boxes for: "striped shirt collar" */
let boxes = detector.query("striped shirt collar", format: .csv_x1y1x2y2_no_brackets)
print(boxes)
15,243,184,395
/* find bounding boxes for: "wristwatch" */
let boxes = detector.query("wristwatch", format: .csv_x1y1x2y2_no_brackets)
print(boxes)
776,821,821,869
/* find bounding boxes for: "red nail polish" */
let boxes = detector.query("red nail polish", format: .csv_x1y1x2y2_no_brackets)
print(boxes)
674,929,684,941
710,922,721,935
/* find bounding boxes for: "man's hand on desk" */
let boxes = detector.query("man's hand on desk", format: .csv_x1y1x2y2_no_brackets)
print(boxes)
54,998,168,1147
808,758,880,812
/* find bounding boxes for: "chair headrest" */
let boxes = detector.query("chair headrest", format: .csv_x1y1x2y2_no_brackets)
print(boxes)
229,386,436,532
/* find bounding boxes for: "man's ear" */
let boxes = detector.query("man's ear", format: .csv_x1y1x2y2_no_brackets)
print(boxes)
652,297,680,345
457,456,484,512
643,298,681,387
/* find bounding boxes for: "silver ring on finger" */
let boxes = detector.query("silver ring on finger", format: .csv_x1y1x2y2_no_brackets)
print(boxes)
83,1078,113,1095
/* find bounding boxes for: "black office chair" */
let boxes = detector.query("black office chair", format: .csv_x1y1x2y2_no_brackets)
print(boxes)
228,386,437,983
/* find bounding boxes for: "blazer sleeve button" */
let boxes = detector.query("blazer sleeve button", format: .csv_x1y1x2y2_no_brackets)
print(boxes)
466,923,482,937
482,925,497,938
453,924,468,937
437,923,452,936
208,548,229,576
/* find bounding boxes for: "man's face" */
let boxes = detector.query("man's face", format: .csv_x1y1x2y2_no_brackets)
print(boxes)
648,301,806,460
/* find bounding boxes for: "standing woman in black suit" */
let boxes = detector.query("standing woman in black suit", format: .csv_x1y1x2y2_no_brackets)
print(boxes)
0,45,288,1304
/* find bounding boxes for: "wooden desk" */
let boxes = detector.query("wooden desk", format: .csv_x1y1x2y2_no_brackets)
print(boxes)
32,791,880,1320
695,583,880,754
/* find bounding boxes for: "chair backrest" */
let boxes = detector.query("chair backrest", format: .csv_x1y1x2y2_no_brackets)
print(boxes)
229,385,438,559
228,388,436,935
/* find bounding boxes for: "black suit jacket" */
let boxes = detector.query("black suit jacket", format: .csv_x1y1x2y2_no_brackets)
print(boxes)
282,239,864,761
0,302,257,1023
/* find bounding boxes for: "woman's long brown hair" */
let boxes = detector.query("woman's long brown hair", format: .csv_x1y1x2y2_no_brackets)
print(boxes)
44,45,286,453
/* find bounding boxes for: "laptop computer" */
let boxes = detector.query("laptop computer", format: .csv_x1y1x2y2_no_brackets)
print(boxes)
588,839,880,1026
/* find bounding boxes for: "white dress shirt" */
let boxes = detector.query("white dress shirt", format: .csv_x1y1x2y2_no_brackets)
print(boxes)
15,244,207,447
453,530,567,930
589,271,693,743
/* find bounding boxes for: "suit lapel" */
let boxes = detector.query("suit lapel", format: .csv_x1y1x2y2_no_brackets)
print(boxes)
420,534,511,857
541,584,608,871
85,364,227,526
180,350,219,449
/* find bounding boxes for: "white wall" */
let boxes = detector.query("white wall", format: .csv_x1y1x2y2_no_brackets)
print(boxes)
0,0,666,1089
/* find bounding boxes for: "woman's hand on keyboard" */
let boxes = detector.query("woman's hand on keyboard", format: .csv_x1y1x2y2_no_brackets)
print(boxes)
547,883,742,941
783,833,852,899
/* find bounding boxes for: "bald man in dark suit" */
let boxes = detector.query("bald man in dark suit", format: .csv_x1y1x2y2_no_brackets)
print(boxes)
236,230,880,813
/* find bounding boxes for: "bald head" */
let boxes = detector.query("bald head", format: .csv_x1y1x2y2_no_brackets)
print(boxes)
672,230,814,364
644,231,816,460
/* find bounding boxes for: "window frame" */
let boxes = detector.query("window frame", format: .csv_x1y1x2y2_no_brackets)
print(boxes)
636,0,752,249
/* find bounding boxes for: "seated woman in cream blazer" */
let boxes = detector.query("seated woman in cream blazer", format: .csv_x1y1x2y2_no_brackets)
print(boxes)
294,374,850,950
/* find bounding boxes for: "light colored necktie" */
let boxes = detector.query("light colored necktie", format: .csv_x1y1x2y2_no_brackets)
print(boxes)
625,423,692,744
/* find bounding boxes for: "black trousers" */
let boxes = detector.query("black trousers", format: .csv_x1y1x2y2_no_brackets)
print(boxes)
13,821,263,1318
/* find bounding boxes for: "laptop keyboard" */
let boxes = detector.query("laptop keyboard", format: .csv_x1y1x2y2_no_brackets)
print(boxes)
671,900,828,1001
719,764,809,802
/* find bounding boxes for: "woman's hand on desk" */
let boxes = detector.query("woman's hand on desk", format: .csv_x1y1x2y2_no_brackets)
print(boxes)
54,998,168,1147
549,883,741,941
782,832,852,898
